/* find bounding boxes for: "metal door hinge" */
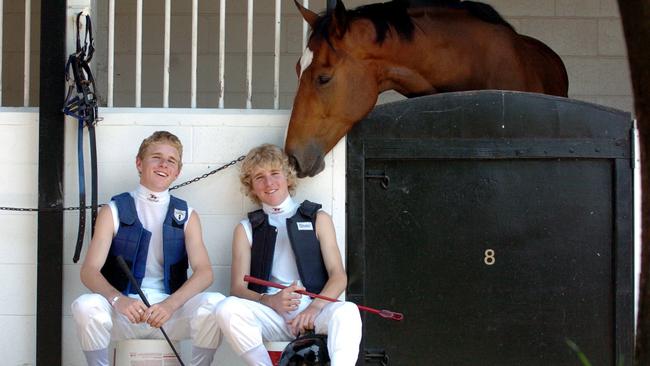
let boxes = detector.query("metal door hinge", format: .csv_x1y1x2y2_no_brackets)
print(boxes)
365,349,389,365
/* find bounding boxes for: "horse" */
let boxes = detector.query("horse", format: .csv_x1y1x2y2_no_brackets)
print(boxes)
285,0,569,177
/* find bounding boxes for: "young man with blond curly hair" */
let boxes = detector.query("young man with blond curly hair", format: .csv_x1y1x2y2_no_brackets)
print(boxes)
215,143,361,366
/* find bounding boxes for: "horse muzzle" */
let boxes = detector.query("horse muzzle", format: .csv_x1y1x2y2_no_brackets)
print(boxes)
287,148,325,178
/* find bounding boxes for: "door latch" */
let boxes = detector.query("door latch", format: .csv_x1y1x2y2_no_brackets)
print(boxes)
365,170,390,190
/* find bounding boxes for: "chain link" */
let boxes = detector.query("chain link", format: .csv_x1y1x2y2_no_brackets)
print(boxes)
0,155,246,213
169,155,245,191
0,204,106,212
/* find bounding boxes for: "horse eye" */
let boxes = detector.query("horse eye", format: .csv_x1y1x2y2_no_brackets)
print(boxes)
317,75,331,85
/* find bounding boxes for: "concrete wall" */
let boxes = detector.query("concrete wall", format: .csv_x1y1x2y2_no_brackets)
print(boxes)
57,110,345,365
0,110,38,365
490,0,632,112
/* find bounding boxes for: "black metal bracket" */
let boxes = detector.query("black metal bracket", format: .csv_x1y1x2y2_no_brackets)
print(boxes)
365,349,390,365
365,169,390,189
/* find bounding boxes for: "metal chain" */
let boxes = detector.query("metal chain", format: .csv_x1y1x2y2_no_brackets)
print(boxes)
0,155,246,213
0,204,106,212
169,155,245,191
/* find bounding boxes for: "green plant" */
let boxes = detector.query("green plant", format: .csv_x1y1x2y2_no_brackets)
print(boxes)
565,338,625,366
565,339,592,366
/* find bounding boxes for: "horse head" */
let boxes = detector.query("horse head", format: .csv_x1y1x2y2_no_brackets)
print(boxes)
285,0,568,177
286,0,381,177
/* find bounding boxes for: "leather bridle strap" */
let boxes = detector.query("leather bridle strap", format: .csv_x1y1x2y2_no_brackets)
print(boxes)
64,12,100,263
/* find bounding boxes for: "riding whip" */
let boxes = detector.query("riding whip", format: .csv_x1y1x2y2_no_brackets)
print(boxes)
116,256,185,366
244,275,404,321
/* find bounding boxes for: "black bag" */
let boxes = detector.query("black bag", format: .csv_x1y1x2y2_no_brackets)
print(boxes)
279,331,330,366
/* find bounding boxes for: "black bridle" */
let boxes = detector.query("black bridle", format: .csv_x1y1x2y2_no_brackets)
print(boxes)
63,11,100,263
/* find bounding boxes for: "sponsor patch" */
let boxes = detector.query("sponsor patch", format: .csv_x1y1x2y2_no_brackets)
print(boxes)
297,222,313,231
174,208,187,222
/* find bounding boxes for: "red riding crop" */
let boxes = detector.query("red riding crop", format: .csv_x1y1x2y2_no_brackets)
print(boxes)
244,275,404,321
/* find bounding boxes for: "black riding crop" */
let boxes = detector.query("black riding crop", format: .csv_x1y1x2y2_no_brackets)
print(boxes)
116,256,185,366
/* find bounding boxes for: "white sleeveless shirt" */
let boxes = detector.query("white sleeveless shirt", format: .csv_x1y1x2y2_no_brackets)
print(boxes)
240,195,305,292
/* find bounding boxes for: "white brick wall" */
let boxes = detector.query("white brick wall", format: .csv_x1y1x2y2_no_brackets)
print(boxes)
0,109,343,365
60,109,345,365
0,111,38,365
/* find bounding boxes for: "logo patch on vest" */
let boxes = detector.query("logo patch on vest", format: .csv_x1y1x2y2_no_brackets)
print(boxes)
174,208,187,222
297,222,313,231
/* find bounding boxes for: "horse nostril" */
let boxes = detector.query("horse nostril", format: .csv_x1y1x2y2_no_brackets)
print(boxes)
289,155,311,178
288,155,301,172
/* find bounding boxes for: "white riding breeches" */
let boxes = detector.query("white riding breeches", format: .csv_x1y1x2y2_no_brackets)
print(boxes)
71,290,225,351
215,296,362,366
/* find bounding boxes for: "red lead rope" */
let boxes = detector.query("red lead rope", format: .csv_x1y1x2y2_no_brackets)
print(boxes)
244,275,404,321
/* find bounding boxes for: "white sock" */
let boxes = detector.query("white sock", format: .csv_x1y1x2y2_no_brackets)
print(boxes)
83,349,108,366
191,346,217,366
241,344,273,366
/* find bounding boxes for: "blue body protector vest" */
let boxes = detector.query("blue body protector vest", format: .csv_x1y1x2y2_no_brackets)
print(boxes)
248,200,328,294
100,192,189,295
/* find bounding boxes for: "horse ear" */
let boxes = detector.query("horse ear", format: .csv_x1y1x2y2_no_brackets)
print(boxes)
294,0,319,29
329,0,348,38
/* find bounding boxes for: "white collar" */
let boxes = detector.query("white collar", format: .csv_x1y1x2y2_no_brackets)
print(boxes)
262,195,297,215
135,184,170,204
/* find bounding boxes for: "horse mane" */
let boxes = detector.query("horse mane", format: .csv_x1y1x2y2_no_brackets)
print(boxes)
311,0,514,45
455,1,515,31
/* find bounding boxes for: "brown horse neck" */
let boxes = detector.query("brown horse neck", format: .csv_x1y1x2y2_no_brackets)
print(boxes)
376,63,437,97
371,44,451,97
364,7,556,96
366,9,488,96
